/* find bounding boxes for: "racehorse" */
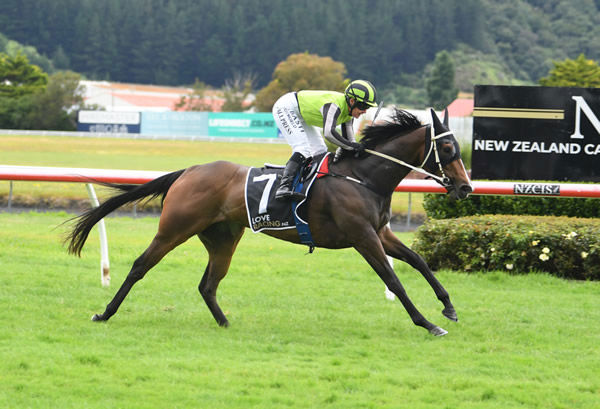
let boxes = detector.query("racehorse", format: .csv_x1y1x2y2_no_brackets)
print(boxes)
66,108,472,336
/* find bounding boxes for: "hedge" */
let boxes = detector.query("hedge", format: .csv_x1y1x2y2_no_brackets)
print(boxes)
412,215,600,280
423,194,600,219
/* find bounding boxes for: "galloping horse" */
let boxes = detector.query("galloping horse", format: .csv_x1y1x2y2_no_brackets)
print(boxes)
67,108,472,336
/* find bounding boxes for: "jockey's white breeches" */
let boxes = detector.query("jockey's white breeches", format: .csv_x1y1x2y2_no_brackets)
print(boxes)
272,92,328,159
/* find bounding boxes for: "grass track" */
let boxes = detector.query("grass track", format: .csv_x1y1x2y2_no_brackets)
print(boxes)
1,212,599,408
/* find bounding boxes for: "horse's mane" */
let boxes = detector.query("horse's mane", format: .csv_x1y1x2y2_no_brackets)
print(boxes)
361,108,423,149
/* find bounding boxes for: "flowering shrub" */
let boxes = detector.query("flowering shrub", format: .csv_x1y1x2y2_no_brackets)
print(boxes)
412,215,600,280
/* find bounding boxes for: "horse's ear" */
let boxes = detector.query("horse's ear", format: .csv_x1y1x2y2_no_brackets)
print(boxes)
430,108,442,130
443,108,449,127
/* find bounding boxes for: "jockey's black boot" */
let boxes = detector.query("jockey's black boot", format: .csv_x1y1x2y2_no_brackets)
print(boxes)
275,152,306,201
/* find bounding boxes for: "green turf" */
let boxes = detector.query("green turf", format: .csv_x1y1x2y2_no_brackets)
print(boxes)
0,134,424,215
0,212,598,408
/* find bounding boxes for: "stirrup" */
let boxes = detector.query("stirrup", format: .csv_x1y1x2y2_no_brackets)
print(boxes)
275,186,305,201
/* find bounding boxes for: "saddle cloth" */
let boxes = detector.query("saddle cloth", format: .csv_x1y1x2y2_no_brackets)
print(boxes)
244,153,329,233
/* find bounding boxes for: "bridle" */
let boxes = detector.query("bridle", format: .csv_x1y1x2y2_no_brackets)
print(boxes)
364,124,454,187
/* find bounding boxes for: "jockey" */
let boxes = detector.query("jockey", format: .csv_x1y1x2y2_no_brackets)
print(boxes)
272,79,378,200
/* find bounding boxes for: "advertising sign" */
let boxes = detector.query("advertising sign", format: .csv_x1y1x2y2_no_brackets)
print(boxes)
77,110,141,133
208,112,278,138
472,85,600,182
140,111,208,136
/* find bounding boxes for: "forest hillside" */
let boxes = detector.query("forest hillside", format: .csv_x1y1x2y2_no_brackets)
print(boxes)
1,0,598,93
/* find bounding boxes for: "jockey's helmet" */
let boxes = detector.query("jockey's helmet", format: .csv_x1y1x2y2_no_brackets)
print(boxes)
344,80,378,109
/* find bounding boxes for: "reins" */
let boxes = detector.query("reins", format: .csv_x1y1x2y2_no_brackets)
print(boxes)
316,126,453,195
318,113,456,193
364,125,453,186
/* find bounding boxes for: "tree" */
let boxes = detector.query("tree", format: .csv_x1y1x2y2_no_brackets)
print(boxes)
0,33,55,74
538,54,600,88
425,50,458,110
51,45,70,70
0,53,47,97
254,53,348,112
26,70,87,130
221,72,256,112
175,79,216,111
0,93,35,129
0,70,90,130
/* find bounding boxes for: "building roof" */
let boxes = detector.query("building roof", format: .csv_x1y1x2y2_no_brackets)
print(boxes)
80,80,225,112
446,98,474,117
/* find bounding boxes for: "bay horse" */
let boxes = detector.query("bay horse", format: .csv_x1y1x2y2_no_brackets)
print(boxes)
66,108,472,336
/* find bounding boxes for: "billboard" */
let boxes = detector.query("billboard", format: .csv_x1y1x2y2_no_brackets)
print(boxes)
208,112,278,138
77,111,141,133
78,110,281,139
472,85,600,182
141,111,208,136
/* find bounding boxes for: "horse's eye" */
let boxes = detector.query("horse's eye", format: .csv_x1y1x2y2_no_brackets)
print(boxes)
442,145,453,155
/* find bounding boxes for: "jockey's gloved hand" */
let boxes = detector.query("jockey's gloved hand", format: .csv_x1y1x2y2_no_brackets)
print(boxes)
349,142,364,154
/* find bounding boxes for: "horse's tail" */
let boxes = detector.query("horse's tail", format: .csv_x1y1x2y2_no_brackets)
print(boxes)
66,169,186,256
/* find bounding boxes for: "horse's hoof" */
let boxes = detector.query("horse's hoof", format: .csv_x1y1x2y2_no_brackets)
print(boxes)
429,326,448,336
442,307,458,322
91,314,104,322
218,320,230,328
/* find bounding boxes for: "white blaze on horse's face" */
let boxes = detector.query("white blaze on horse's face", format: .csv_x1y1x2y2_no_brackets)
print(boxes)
443,153,472,200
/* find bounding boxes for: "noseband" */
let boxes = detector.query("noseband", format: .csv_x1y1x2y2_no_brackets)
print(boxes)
363,124,453,187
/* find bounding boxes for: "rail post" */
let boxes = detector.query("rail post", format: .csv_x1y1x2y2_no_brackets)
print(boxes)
85,183,110,286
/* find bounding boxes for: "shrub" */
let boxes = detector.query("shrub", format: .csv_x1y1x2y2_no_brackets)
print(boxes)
412,215,600,280
424,194,600,219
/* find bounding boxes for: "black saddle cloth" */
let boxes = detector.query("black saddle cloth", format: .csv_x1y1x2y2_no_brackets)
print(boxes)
244,153,328,233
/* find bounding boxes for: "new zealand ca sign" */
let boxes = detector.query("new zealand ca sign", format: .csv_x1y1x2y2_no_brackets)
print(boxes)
472,85,600,182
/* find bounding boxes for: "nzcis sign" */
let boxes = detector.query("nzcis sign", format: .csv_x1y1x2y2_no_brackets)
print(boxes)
472,85,600,182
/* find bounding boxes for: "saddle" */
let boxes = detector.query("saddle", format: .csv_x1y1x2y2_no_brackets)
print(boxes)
244,153,330,250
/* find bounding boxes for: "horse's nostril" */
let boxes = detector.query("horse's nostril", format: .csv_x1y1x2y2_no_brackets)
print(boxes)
462,185,473,194
459,184,473,198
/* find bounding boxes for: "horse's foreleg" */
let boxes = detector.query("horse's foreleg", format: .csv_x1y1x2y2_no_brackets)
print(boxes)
197,223,245,327
92,235,178,322
379,227,457,322
354,230,447,336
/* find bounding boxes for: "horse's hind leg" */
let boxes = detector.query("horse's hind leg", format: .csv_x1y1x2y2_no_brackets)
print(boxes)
197,222,245,327
379,226,458,322
92,234,182,322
